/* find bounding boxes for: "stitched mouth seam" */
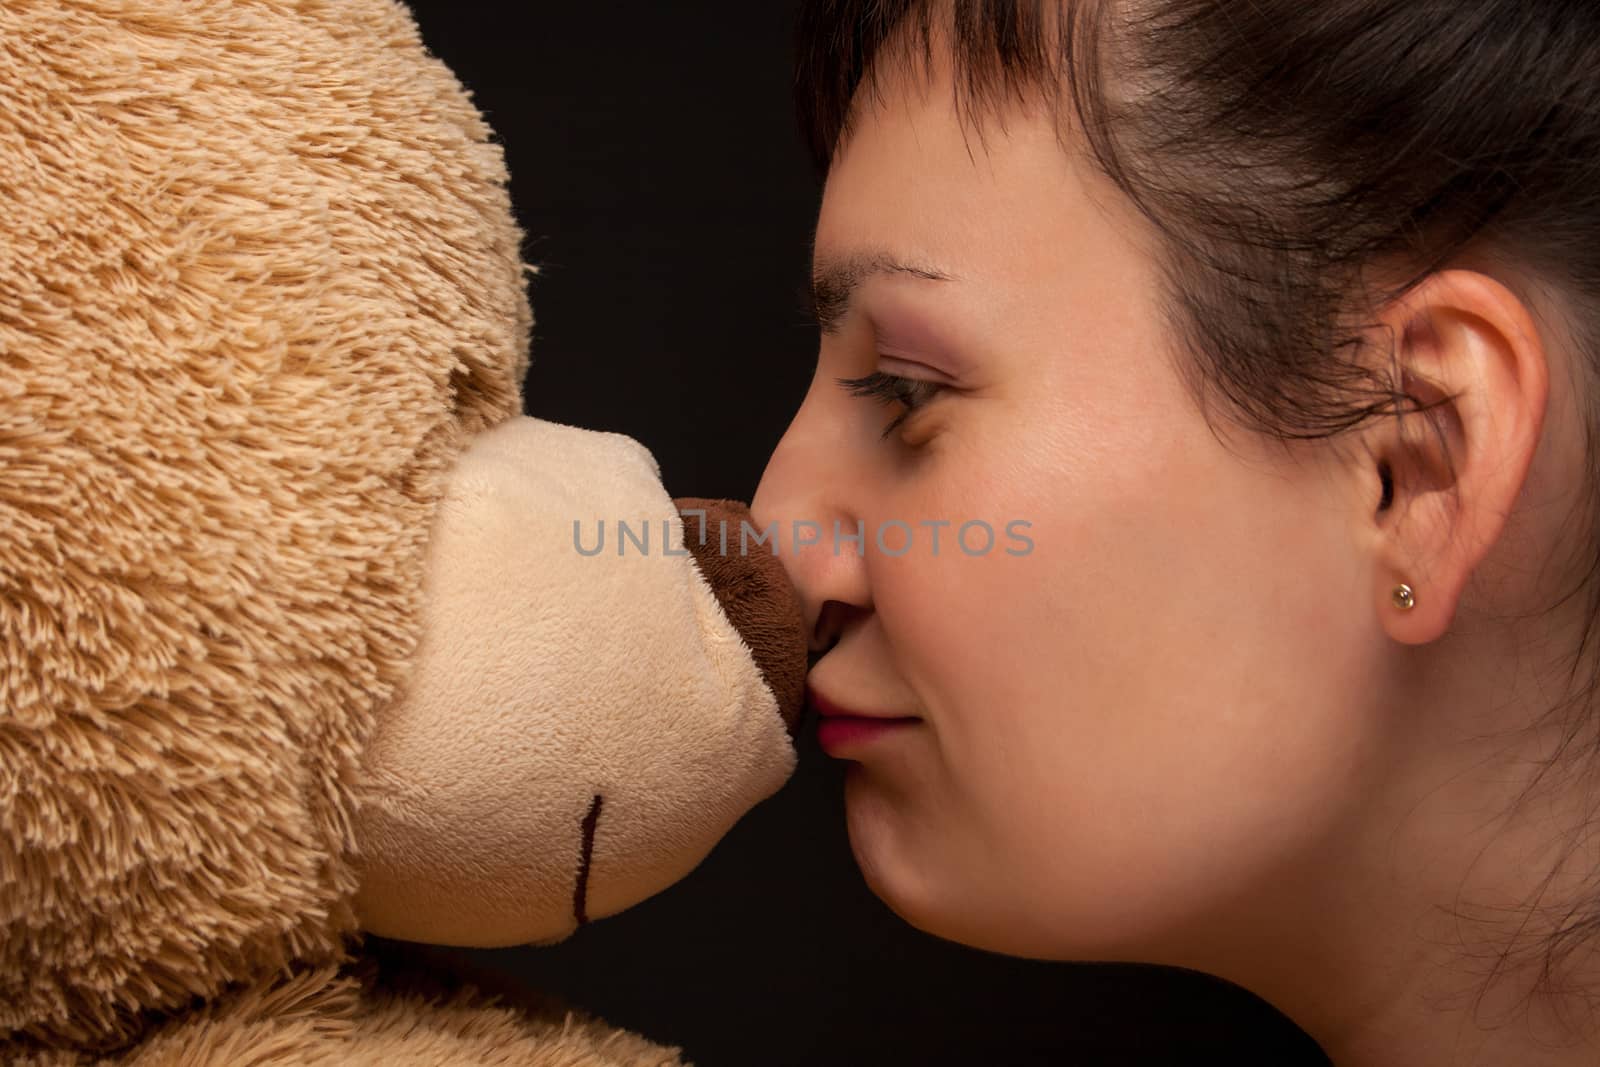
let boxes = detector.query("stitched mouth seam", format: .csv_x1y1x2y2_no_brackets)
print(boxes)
573,792,603,927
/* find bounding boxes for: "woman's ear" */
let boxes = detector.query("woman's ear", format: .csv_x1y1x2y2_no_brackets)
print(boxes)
1362,268,1550,645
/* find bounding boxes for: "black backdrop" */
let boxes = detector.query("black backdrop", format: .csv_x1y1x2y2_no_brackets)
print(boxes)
386,4,1333,1065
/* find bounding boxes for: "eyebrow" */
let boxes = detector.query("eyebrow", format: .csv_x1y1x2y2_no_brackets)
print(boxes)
809,252,954,334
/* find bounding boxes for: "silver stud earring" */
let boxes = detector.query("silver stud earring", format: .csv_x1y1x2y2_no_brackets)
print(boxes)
1391,583,1416,611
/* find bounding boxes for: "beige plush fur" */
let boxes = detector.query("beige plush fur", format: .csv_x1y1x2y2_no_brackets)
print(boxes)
352,416,794,947
0,2,794,1063
9,964,685,1066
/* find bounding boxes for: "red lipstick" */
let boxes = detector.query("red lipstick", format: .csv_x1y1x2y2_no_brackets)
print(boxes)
807,686,920,757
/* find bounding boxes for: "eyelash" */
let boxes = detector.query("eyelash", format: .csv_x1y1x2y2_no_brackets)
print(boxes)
835,370,944,440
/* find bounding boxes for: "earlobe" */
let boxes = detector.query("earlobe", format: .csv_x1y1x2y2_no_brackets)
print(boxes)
1365,269,1550,647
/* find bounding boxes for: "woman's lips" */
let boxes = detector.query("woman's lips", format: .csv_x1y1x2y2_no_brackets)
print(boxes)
807,685,920,756
816,716,919,754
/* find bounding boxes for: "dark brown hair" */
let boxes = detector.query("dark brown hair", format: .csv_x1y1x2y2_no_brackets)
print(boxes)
796,0,1600,1033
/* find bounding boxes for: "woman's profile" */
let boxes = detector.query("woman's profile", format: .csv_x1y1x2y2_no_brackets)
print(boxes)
752,2,1600,1063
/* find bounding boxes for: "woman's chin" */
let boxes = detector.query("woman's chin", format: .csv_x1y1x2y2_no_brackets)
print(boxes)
840,768,970,941
839,771,1141,960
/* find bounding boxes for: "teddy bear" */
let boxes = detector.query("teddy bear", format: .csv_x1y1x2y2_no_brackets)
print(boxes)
0,1,808,1063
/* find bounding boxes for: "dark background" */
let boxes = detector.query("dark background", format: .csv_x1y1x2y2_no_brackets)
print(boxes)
389,4,1332,1064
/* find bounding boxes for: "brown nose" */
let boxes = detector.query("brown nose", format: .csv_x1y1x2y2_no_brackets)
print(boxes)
671,497,808,735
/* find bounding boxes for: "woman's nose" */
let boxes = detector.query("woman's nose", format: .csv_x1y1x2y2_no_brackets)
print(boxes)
752,420,874,657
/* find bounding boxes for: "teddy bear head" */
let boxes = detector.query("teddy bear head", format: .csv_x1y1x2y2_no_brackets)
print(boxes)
0,1,805,1053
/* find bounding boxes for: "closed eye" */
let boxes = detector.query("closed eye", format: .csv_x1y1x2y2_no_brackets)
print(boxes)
835,370,944,440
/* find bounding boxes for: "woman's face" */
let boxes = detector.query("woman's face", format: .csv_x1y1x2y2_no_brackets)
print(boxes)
752,55,1387,963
